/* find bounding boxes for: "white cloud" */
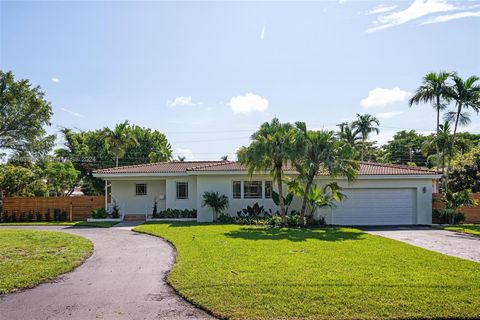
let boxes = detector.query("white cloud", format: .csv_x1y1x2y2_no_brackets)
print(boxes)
51,77,60,83
366,0,456,33
260,25,266,40
167,96,196,107
61,107,85,118
228,93,269,114
422,10,480,24
375,111,404,119
173,148,194,160
366,5,398,15
361,87,412,108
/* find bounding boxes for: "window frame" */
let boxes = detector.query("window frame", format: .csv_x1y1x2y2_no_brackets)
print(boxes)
264,181,273,199
232,181,242,199
135,183,147,196
176,182,189,200
243,180,263,199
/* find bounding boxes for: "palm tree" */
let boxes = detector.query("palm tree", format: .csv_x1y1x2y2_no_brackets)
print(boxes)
294,123,358,225
352,114,380,161
237,118,297,225
409,71,451,173
202,191,229,221
102,121,139,167
337,122,362,151
421,121,452,174
445,74,480,183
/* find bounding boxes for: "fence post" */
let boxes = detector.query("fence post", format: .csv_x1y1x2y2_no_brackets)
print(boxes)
69,202,73,222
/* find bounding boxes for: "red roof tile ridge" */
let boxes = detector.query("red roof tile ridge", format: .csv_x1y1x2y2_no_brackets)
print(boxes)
94,161,168,172
187,161,233,171
358,161,434,173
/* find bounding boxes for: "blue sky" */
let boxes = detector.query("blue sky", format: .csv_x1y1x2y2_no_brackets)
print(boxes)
1,0,479,160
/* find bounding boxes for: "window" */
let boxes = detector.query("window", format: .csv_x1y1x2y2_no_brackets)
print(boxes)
244,181,262,199
135,184,147,196
176,182,188,199
232,181,241,199
264,181,273,198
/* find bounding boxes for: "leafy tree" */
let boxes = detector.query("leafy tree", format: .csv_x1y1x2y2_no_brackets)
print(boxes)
445,74,480,183
352,114,380,161
0,163,47,196
293,123,358,225
102,121,139,167
448,146,480,193
409,71,451,173
421,122,452,173
337,122,361,151
237,118,298,225
221,155,229,161
56,124,172,194
0,70,55,158
202,191,229,220
44,161,79,196
382,130,429,166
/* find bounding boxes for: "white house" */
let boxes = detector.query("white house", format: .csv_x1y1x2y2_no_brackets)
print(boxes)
92,161,440,225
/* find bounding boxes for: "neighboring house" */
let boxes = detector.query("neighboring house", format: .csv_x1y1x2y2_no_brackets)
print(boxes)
92,161,440,225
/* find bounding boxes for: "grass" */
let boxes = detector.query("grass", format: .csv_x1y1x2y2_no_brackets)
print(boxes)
0,229,93,294
442,224,480,236
0,221,118,228
134,222,480,320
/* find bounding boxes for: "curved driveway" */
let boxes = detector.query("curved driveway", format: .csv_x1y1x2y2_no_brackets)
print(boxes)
0,224,214,320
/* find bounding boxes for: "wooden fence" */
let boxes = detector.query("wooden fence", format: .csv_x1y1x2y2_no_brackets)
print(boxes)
1,196,110,221
433,193,480,224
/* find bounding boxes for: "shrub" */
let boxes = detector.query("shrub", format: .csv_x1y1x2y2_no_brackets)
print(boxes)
153,208,197,219
27,211,34,222
44,209,51,222
286,214,301,227
61,210,68,221
35,211,42,222
111,202,120,219
53,208,63,222
91,208,108,219
217,214,235,223
433,209,466,224
11,211,17,222
1,210,8,222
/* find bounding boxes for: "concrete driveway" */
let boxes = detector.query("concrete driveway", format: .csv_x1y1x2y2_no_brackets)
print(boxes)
0,224,214,320
364,226,480,263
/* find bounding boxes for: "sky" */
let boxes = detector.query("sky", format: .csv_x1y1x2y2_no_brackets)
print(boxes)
1,0,480,161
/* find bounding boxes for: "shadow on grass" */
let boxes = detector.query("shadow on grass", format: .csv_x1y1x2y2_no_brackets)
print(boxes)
223,226,364,242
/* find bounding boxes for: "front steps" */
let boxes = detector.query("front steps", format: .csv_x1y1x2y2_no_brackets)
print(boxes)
123,214,146,221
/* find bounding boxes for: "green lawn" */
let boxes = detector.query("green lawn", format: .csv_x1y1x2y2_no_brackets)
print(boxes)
135,222,480,320
442,224,480,236
0,221,118,228
0,229,93,294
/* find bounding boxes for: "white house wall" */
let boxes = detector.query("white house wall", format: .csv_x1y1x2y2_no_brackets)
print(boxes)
110,179,166,215
165,176,197,210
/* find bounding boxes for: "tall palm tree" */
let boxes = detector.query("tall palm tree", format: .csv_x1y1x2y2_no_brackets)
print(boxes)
445,74,480,183
352,114,380,161
294,123,358,225
409,71,451,173
102,121,139,167
337,122,362,151
237,118,297,225
421,121,452,174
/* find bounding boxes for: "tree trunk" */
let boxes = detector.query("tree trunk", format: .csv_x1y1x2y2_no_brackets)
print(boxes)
435,96,440,174
445,103,462,188
299,180,312,227
361,139,365,161
276,167,286,225
115,156,119,167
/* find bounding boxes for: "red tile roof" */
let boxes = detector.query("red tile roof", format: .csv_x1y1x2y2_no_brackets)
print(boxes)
93,161,437,176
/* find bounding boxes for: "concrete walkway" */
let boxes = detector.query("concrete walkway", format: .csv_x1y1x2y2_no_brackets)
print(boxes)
364,226,480,263
0,225,214,320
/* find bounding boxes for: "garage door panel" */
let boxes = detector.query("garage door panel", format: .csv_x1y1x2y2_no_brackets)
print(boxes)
332,188,416,226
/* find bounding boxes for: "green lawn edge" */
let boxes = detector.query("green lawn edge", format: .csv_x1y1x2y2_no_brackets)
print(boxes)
0,229,93,294
0,221,118,228
133,222,480,320
441,224,480,236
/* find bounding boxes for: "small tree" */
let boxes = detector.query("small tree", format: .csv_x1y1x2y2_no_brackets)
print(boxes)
436,189,478,224
202,191,229,221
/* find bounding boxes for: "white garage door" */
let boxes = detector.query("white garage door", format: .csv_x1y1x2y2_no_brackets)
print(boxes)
332,188,417,226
